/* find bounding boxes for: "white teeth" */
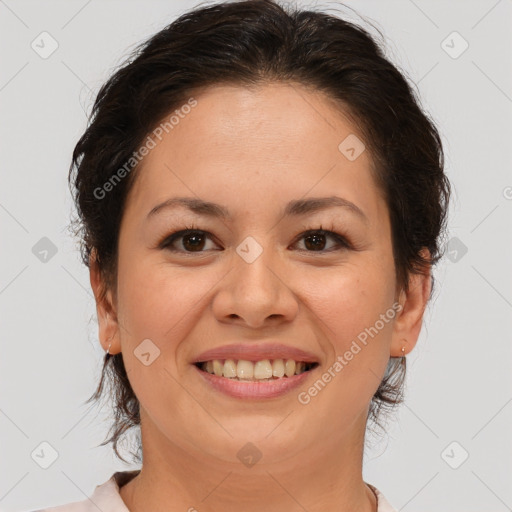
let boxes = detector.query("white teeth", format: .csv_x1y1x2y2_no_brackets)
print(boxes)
213,359,224,376
272,358,285,378
254,359,273,379
285,359,296,377
200,358,314,380
236,360,254,379
223,359,237,378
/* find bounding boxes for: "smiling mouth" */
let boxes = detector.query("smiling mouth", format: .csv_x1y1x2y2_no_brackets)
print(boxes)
194,358,319,381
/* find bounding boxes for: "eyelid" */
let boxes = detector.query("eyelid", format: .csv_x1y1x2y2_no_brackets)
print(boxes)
291,228,351,251
159,225,352,253
158,227,220,252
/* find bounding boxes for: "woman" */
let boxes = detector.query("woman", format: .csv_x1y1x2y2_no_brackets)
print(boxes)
38,0,451,511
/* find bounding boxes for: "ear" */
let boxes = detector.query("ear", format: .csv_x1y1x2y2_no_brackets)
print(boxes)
89,249,120,355
390,248,432,357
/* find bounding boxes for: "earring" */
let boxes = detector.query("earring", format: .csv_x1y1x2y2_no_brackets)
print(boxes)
401,346,406,358
105,335,113,356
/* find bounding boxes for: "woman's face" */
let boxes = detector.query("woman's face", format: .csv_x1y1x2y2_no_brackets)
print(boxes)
92,83,429,468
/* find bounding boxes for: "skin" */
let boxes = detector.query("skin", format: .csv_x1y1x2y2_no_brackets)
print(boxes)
89,83,431,512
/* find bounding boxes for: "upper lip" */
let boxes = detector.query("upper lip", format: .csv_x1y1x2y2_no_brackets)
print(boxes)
191,342,320,364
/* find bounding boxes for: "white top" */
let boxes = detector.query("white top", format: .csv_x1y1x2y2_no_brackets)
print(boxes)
34,471,397,512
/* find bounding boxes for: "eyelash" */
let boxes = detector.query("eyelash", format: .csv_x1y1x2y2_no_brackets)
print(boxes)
158,223,352,254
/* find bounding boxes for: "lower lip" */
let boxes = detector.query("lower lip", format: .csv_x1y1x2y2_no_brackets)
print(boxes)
193,364,316,399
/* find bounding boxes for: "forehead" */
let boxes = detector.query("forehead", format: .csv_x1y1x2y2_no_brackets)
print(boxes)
122,82,386,226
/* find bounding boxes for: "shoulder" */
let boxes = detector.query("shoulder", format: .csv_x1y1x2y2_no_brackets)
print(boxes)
29,470,140,512
367,483,398,512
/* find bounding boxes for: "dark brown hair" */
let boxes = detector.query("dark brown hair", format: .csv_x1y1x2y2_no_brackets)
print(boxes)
69,0,451,464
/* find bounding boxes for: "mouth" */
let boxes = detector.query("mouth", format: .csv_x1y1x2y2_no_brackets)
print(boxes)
193,358,320,399
194,358,319,381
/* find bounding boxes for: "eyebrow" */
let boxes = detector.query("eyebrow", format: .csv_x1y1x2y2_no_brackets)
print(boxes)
146,195,367,222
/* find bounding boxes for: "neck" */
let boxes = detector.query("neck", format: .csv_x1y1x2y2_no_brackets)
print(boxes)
119,409,377,512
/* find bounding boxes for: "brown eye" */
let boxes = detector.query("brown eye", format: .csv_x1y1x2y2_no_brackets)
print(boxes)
161,229,219,252
160,228,350,254
293,229,350,252
304,232,327,251
181,232,207,251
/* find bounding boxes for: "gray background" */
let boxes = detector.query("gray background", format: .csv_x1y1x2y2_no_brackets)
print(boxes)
1,1,511,511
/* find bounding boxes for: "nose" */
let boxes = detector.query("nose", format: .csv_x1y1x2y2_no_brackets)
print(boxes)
211,246,299,329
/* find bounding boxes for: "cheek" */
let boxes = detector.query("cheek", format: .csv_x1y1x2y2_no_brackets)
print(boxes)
114,259,213,412
312,264,395,332
116,257,222,345
295,265,396,430
304,258,397,384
